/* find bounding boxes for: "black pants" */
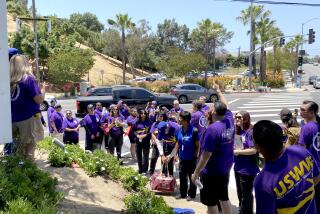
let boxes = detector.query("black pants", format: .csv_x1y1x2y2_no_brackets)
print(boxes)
108,134,123,159
85,136,99,152
63,137,79,145
104,134,109,149
162,158,174,176
149,144,159,174
136,142,150,173
235,172,255,214
315,184,320,214
179,159,197,198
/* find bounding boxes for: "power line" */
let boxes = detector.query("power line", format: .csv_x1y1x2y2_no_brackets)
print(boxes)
213,0,320,7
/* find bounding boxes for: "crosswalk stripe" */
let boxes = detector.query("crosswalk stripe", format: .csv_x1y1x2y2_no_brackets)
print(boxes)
232,108,296,113
237,104,301,109
244,102,298,106
250,113,281,117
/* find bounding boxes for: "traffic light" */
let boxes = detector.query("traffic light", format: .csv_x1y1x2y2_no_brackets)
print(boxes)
279,37,285,47
298,56,303,66
309,29,315,44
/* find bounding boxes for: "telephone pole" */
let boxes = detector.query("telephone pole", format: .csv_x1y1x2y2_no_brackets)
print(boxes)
32,0,39,81
248,0,254,90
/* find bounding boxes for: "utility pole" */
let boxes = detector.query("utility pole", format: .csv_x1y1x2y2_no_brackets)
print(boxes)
32,0,39,81
237,46,241,73
248,0,254,90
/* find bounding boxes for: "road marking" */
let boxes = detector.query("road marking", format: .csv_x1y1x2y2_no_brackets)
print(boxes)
250,113,280,118
237,104,301,109
244,102,298,106
229,98,240,104
248,100,301,104
231,108,296,113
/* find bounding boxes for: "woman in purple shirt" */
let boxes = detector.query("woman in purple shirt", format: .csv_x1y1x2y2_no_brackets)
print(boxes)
107,106,126,161
132,109,151,174
127,108,138,160
50,104,65,141
63,110,80,144
10,55,45,158
233,111,259,214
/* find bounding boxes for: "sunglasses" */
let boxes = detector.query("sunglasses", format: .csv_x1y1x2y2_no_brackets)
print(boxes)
235,116,243,120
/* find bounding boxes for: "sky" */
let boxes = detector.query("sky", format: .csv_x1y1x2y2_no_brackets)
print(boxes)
30,0,320,56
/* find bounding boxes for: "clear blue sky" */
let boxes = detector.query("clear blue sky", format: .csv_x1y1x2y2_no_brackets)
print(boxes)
31,0,320,56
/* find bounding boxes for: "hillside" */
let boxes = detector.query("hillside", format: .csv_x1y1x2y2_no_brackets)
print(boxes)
7,13,150,86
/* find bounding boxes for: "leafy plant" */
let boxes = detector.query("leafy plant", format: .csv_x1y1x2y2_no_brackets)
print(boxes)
48,146,65,167
119,167,148,191
0,198,57,214
124,189,174,214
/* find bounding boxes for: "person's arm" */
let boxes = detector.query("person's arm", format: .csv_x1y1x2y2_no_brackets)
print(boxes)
191,151,212,182
193,128,200,158
156,139,164,156
33,82,46,104
167,142,177,160
234,148,257,156
212,81,228,108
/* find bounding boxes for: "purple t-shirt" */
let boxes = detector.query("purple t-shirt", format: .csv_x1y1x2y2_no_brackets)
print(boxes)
63,117,79,141
133,120,151,143
126,115,137,126
150,121,160,134
47,106,55,133
94,108,103,119
119,106,129,119
200,109,235,176
158,121,179,155
298,121,320,169
234,129,260,176
50,111,65,133
254,146,319,214
11,75,41,122
100,111,110,124
201,104,210,113
107,115,125,137
190,111,207,137
83,113,100,139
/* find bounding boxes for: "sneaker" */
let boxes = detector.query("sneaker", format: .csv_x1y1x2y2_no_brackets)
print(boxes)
141,172,147,177
186,196,192,201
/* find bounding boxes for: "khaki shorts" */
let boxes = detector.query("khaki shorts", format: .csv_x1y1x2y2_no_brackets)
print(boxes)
12,115,44,145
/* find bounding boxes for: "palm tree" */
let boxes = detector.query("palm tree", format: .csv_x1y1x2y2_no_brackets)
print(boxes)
108,14,135,84
269,27,283,77
190,19,233,87
256,13,276,82
285,36,303,80
237,5,269,76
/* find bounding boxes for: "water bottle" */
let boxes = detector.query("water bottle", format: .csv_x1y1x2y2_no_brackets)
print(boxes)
195,178,203,190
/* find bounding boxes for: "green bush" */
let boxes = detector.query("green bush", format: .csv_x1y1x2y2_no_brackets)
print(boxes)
0,198,57,214
124,189,174,214
0,156,63,211
48,146,65,167
119,167,148,191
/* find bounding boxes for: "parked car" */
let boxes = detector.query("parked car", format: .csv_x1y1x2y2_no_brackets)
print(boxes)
313,77,320,89
85,85,129,96
145,77,157,82
76,87,176,117
240,70,253,77
40,94,56,111
170,83,219,104
313,63,319,66
309,76,317,85
130,77,147,83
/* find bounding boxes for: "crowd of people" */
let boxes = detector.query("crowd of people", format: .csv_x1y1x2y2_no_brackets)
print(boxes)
8,48,320,214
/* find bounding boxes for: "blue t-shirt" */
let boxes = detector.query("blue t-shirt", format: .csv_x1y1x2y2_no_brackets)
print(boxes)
254,146,319,214
234,129,260,176
11,75,41,122
200,109,235,176
177,125,199,161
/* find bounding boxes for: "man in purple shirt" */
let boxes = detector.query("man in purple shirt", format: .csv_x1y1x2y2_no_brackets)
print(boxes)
190,101,207,138
298,100,320,212
82,104,101,152
169,100,184,122
199,96,210,113
253,120,320,214
50,104,65,142
192,83,234,214
47,99,56,135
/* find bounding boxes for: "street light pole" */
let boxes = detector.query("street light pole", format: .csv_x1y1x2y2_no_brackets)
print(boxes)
248,0,254,90
32,0,39,81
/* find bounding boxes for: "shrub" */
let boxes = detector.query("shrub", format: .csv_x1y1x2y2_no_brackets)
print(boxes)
0,198,57,214
0,156,63,211
124,189,174,214
119,167,148,191
187,76,235,91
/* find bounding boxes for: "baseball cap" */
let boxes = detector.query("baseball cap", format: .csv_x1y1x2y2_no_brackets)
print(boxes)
54,104,62,109
279,108,292,118
8,48,19,60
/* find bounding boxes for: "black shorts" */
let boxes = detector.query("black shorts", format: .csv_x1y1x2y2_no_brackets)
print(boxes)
200,172,230,206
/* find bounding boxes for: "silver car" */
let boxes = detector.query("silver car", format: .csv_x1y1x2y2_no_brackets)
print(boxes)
313,77,320,89
170,83,219,104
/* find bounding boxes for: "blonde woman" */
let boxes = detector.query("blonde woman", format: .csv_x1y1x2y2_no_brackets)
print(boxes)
10,55,45,158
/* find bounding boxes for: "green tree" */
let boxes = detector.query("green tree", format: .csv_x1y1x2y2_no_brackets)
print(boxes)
190,19,233,86
69,12,104,32
102,29,122,59
237,5,267,75
108,14,135,84
267,27,283,77
157,19,190,51
284,35,303,80
157,48,207,79
47,49,94,86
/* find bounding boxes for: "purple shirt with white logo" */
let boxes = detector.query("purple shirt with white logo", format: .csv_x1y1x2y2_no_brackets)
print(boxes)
254,146,319,214
234,129,260,176
298,121,320,169
133,120,151,143
63,117,79,141
190,111,207,137
200,110,235,176
11,75,41,122
50,111,65,133
158,121,179,155
82,113,100,139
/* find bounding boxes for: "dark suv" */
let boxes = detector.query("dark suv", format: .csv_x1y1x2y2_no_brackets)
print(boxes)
170,83,219,104
85,85,129,96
